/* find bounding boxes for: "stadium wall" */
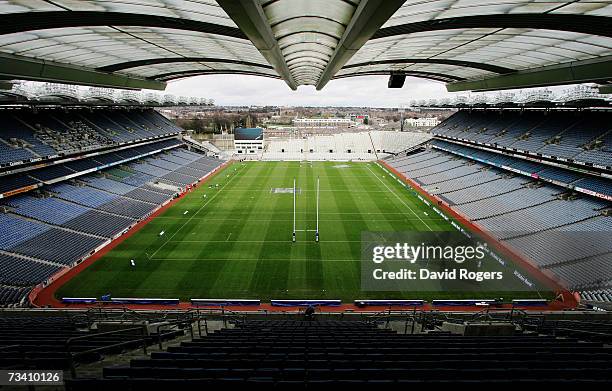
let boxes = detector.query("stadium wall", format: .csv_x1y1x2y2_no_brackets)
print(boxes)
379,160,577,307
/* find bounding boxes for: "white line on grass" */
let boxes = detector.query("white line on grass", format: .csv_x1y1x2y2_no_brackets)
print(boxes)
151,257,362,262
225,189,388,193
155,217,438,221
155,212,435,217
147,164,242,259
366,164,433,231
168,240,363,243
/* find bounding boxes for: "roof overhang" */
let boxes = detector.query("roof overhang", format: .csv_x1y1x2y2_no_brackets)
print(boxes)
0,53,165,90
447,57,612,92
0,1,609,92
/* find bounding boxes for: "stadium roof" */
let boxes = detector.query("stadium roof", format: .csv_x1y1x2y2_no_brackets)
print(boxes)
0,1,610,92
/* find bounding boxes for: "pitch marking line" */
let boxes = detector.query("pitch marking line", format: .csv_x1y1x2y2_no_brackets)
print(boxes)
366,164,433,231
155,211,434,216
151,257,362,262
226,189,388,193
148,164,242,259
154,217,438,221
167,240,363,243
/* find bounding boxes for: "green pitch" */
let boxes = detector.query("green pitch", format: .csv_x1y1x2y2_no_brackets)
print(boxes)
57,161,551,301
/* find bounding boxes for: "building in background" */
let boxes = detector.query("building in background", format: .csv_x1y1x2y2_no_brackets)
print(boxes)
293,118,354,128
349,114,369,125
234,127,264,155
212,133,235,151
404,117,440,128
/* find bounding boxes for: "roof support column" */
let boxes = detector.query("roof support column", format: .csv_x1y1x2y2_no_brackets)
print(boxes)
217,0,297,90
316,0,405,90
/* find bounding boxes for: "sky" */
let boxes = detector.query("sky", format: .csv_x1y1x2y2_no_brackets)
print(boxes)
163,74,451,107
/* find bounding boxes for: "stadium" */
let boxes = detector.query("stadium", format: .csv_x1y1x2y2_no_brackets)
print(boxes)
0,0,610,387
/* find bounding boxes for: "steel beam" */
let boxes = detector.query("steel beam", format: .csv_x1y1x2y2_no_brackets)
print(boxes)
342,58,514,74
0,11,245,39
334,70,462,83
217,0,297,90
98,57,274,73
446,57,612,92
373,14,612,40
0,54,165,90
316,0,405,90
155,69,282,81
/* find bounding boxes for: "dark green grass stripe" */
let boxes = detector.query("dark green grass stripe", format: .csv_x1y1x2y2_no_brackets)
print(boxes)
133,163,251,296
303,162,324,293
318,164,363,297
176,162,277,297
247,163,294,296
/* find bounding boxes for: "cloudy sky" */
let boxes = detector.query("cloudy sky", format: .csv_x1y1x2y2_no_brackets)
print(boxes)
163,74,452,107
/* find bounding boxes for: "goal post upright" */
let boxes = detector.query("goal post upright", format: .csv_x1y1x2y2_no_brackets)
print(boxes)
292,177,296,243
315,176,320,242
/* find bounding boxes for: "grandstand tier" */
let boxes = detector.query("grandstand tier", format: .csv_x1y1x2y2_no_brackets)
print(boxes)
386,108,612,301
0,108,183,168
263,131,431,161
433,110,612,169
63,319,612,387
0,107,225,306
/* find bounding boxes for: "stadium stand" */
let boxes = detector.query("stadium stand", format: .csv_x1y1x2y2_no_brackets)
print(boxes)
0,108,182,169
0,214,50,249
96,197,158,220
433,110,612,168
63,210,134,238
50,183,120,208
428,139,612,199
0,138,185,200
263,131,431,161
0,253,61,286
0,286,30,306
0,315,183,370
66,319,612,387
9,229,105,266
386,109,612,301
4,195,91,225
0,146,224,304
581,288,612,302
0,174,39,195
0,107,225,305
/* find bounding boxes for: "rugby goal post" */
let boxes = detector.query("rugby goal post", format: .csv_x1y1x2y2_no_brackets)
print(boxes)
315,176,320,243
292,177,296,243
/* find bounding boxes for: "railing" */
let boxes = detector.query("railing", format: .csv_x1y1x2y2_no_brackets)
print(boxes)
525,319,612,342
65,308,223,377
77,306,185,325
0,344,20,351
365,307,429,333
363,306,540,334
551,327,612,343
155,319,194,349
221,308,248,327
66,326,149,378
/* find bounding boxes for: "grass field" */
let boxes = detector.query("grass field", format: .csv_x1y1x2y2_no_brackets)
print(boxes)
57,161,551,301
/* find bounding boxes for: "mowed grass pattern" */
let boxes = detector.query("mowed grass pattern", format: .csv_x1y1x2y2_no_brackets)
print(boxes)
57,161,548,301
